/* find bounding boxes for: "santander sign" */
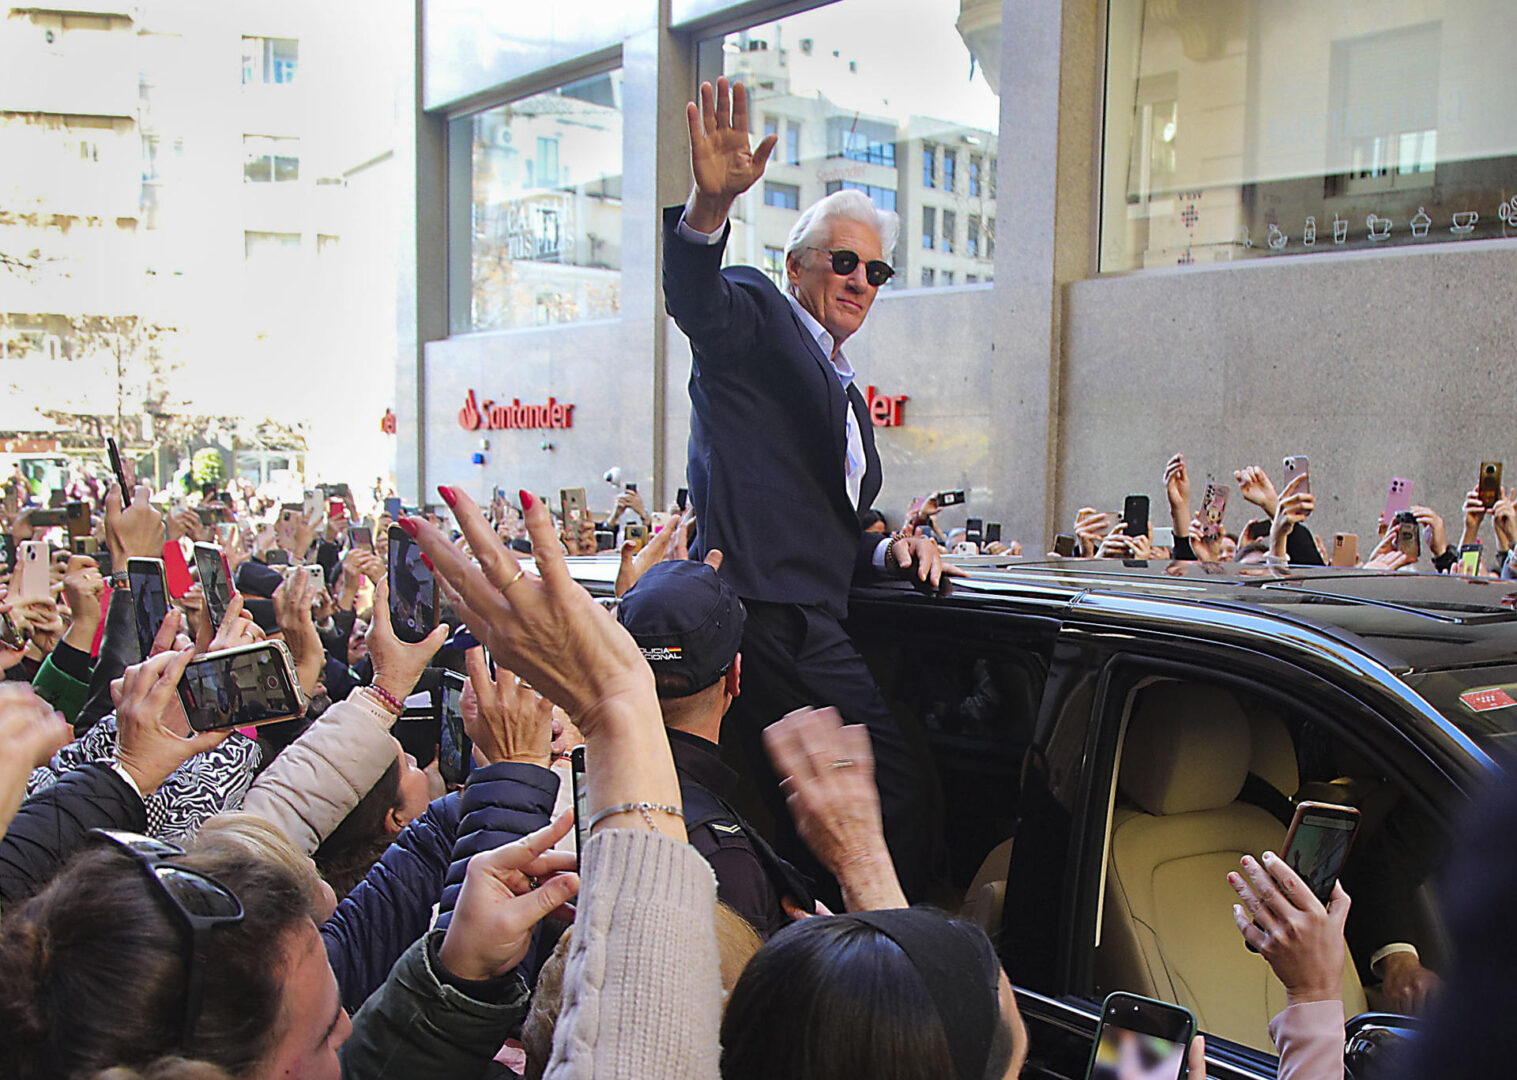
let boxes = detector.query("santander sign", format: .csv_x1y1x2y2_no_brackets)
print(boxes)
458,389,575,431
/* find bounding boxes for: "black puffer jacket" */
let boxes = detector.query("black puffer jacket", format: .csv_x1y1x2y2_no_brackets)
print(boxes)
0,763,145,906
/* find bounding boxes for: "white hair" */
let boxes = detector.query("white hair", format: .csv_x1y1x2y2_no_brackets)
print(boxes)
783,188,899,265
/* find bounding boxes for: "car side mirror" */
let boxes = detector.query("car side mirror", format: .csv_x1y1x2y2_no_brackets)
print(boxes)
1345,1012,1421,1080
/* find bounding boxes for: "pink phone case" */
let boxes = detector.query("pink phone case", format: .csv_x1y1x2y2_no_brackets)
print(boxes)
15,541,50,603
1384,478,1414,521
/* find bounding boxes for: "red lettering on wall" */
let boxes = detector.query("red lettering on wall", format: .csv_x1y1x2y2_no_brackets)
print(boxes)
864,386,909,428
380,408,398,435
459,391,576,431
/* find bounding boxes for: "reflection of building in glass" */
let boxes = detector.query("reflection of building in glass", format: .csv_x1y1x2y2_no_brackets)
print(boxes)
468,71,624,331
719,32,997,290
1104,0,1517,271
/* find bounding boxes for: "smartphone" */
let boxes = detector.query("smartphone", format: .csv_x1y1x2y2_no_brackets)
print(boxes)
986,522,1002,545
1281,801,1362,906
1200,483,1229,540
300,563,326,591
303,490,322,522
348,525,374,552
194,506,219,527
625,482,638,494
65,501,90,540
15,540,50,602
560,487,588,525
328,498,348,521
384,496,403,519
1054,533,1077,557
1084,991,1195,1080
571,744,588,854
1152,525,1175,549
1332,533,1359,567
28,508,66,528
1394,510,1421,559
0,608,25,651
1479,462,1503,510
0,533,14,572
934,489,967,508
1384,478,1414,523
437,670,472,786
1283,456,1311,497
1460,542,1482,576
263,549,291,567
676,487,689,513
177,641,307,732
193,541,233,630
387,522,437,645
128,557,170,660
624,522,648,551
1122,495,1150,539
107,436,132,498
48,488,66,509
965,517,984,546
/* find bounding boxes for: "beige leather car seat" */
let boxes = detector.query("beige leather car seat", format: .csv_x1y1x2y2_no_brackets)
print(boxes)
962,837,1015,933
1096,681,1365,1051
1246,705,1299,799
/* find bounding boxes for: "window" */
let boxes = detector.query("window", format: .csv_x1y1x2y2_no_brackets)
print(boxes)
969,155,981,196
458,69,624,332
705,3,1000,274
989,157,997,199
920,267,934,287
922,206,935,249
141,134,182,183
1102,0,1515,270
764,182,800,210
967,215,980,257
824,180,897,212
943,149,956,193
243,135,299,183
241,37,298,85
942,210,956,254
966,274,978,283
986,216,995,258
317,234,340,256
244,231,301,270
763,245,786,286
942,270,954,285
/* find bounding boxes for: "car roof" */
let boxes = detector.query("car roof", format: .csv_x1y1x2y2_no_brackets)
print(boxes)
568,554,1517,675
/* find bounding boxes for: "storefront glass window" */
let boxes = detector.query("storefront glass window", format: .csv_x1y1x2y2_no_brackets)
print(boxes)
705,0,1000,290
1102,0,1517,272
465,70,623,331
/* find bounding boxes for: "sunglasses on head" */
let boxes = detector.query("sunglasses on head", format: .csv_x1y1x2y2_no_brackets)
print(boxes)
806,247,894,288
90,830,245,1050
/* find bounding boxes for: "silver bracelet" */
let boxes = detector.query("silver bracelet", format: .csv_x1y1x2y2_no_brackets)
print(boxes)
586,801,683,832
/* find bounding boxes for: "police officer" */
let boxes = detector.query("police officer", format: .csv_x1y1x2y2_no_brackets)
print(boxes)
618,558,813,940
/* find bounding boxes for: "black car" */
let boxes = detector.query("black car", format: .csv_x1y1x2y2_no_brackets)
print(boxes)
572,555,1515,1079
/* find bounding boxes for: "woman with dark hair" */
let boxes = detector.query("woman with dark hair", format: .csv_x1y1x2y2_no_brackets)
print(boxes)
312,740,430,898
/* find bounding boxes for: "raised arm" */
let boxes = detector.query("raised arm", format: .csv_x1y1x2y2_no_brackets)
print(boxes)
683,76,777,234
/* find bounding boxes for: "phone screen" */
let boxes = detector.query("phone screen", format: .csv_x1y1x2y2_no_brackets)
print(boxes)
128,559,169,660
348,525,374,551
1088,995,1192,1080
1284,808,1360,905
0,534,14,573
676,487,689,512
571,745,588,854
1461,546,1482,576
179,645,303,732
387,525,437,644
438,673,471,786
194,544,232,629
384,496,403,519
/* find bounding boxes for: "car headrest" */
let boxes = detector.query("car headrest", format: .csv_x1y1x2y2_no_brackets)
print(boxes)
1247,706,1299,798
1119,682,1251,816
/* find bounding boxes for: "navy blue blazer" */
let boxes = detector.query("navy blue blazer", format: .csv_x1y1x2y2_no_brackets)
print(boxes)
663,205,884,618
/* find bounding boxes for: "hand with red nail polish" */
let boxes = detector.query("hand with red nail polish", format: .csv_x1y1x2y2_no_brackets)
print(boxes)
438,485,459,509
395,516,420,538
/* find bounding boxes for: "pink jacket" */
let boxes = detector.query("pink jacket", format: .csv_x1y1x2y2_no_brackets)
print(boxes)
1269,1000,1344,1080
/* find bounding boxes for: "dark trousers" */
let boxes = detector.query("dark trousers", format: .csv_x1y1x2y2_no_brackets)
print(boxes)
722,599,930,903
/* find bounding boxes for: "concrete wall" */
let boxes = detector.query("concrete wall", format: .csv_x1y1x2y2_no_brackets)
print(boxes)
1057,240,1517,544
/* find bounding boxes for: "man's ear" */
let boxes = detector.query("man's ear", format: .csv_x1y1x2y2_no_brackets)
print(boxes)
785,250,803,287
725,652,742,700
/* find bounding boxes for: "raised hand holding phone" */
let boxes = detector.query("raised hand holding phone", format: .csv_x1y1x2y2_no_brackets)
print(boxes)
112,647,232,791
366,576,448,705
387,521,439,644
105,481,165,564
1084,992,1198,1080
1229,851,1351,1008
684,76,778,233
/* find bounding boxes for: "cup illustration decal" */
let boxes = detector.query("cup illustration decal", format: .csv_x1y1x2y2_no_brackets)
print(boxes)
1451,211,1478,235
1333,215,1349,243
1303,216,1317,246
1366,214,1392,241
1410,207,1431,238
1267,223,1287,250
1500,196,1517,232
1237,226,1254,248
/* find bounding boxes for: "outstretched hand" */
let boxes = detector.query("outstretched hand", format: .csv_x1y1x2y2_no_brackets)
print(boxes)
1229,851,1350,1008
685,77,777,232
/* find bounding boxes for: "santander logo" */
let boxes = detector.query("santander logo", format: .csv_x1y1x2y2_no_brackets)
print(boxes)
458,389,575,431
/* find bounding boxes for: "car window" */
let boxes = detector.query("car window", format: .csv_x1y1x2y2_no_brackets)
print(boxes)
1085,664,1450,1058
849,602,1055,945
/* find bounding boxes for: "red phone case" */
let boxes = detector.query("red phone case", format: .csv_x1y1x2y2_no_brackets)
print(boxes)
161,541,194,599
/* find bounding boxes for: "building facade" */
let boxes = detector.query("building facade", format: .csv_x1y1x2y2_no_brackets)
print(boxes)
400,0,1517,549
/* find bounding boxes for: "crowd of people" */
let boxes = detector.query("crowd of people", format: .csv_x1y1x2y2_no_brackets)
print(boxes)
0,71,1512,1080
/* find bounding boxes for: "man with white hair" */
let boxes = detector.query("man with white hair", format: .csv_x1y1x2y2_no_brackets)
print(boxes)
662,76,958,900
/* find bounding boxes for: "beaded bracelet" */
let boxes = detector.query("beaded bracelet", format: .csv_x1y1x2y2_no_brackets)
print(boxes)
364,684,405,716
586,801,684,832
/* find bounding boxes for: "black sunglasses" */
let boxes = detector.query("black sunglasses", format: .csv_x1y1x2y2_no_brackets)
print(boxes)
806,247,894,288
90,830,245,1050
